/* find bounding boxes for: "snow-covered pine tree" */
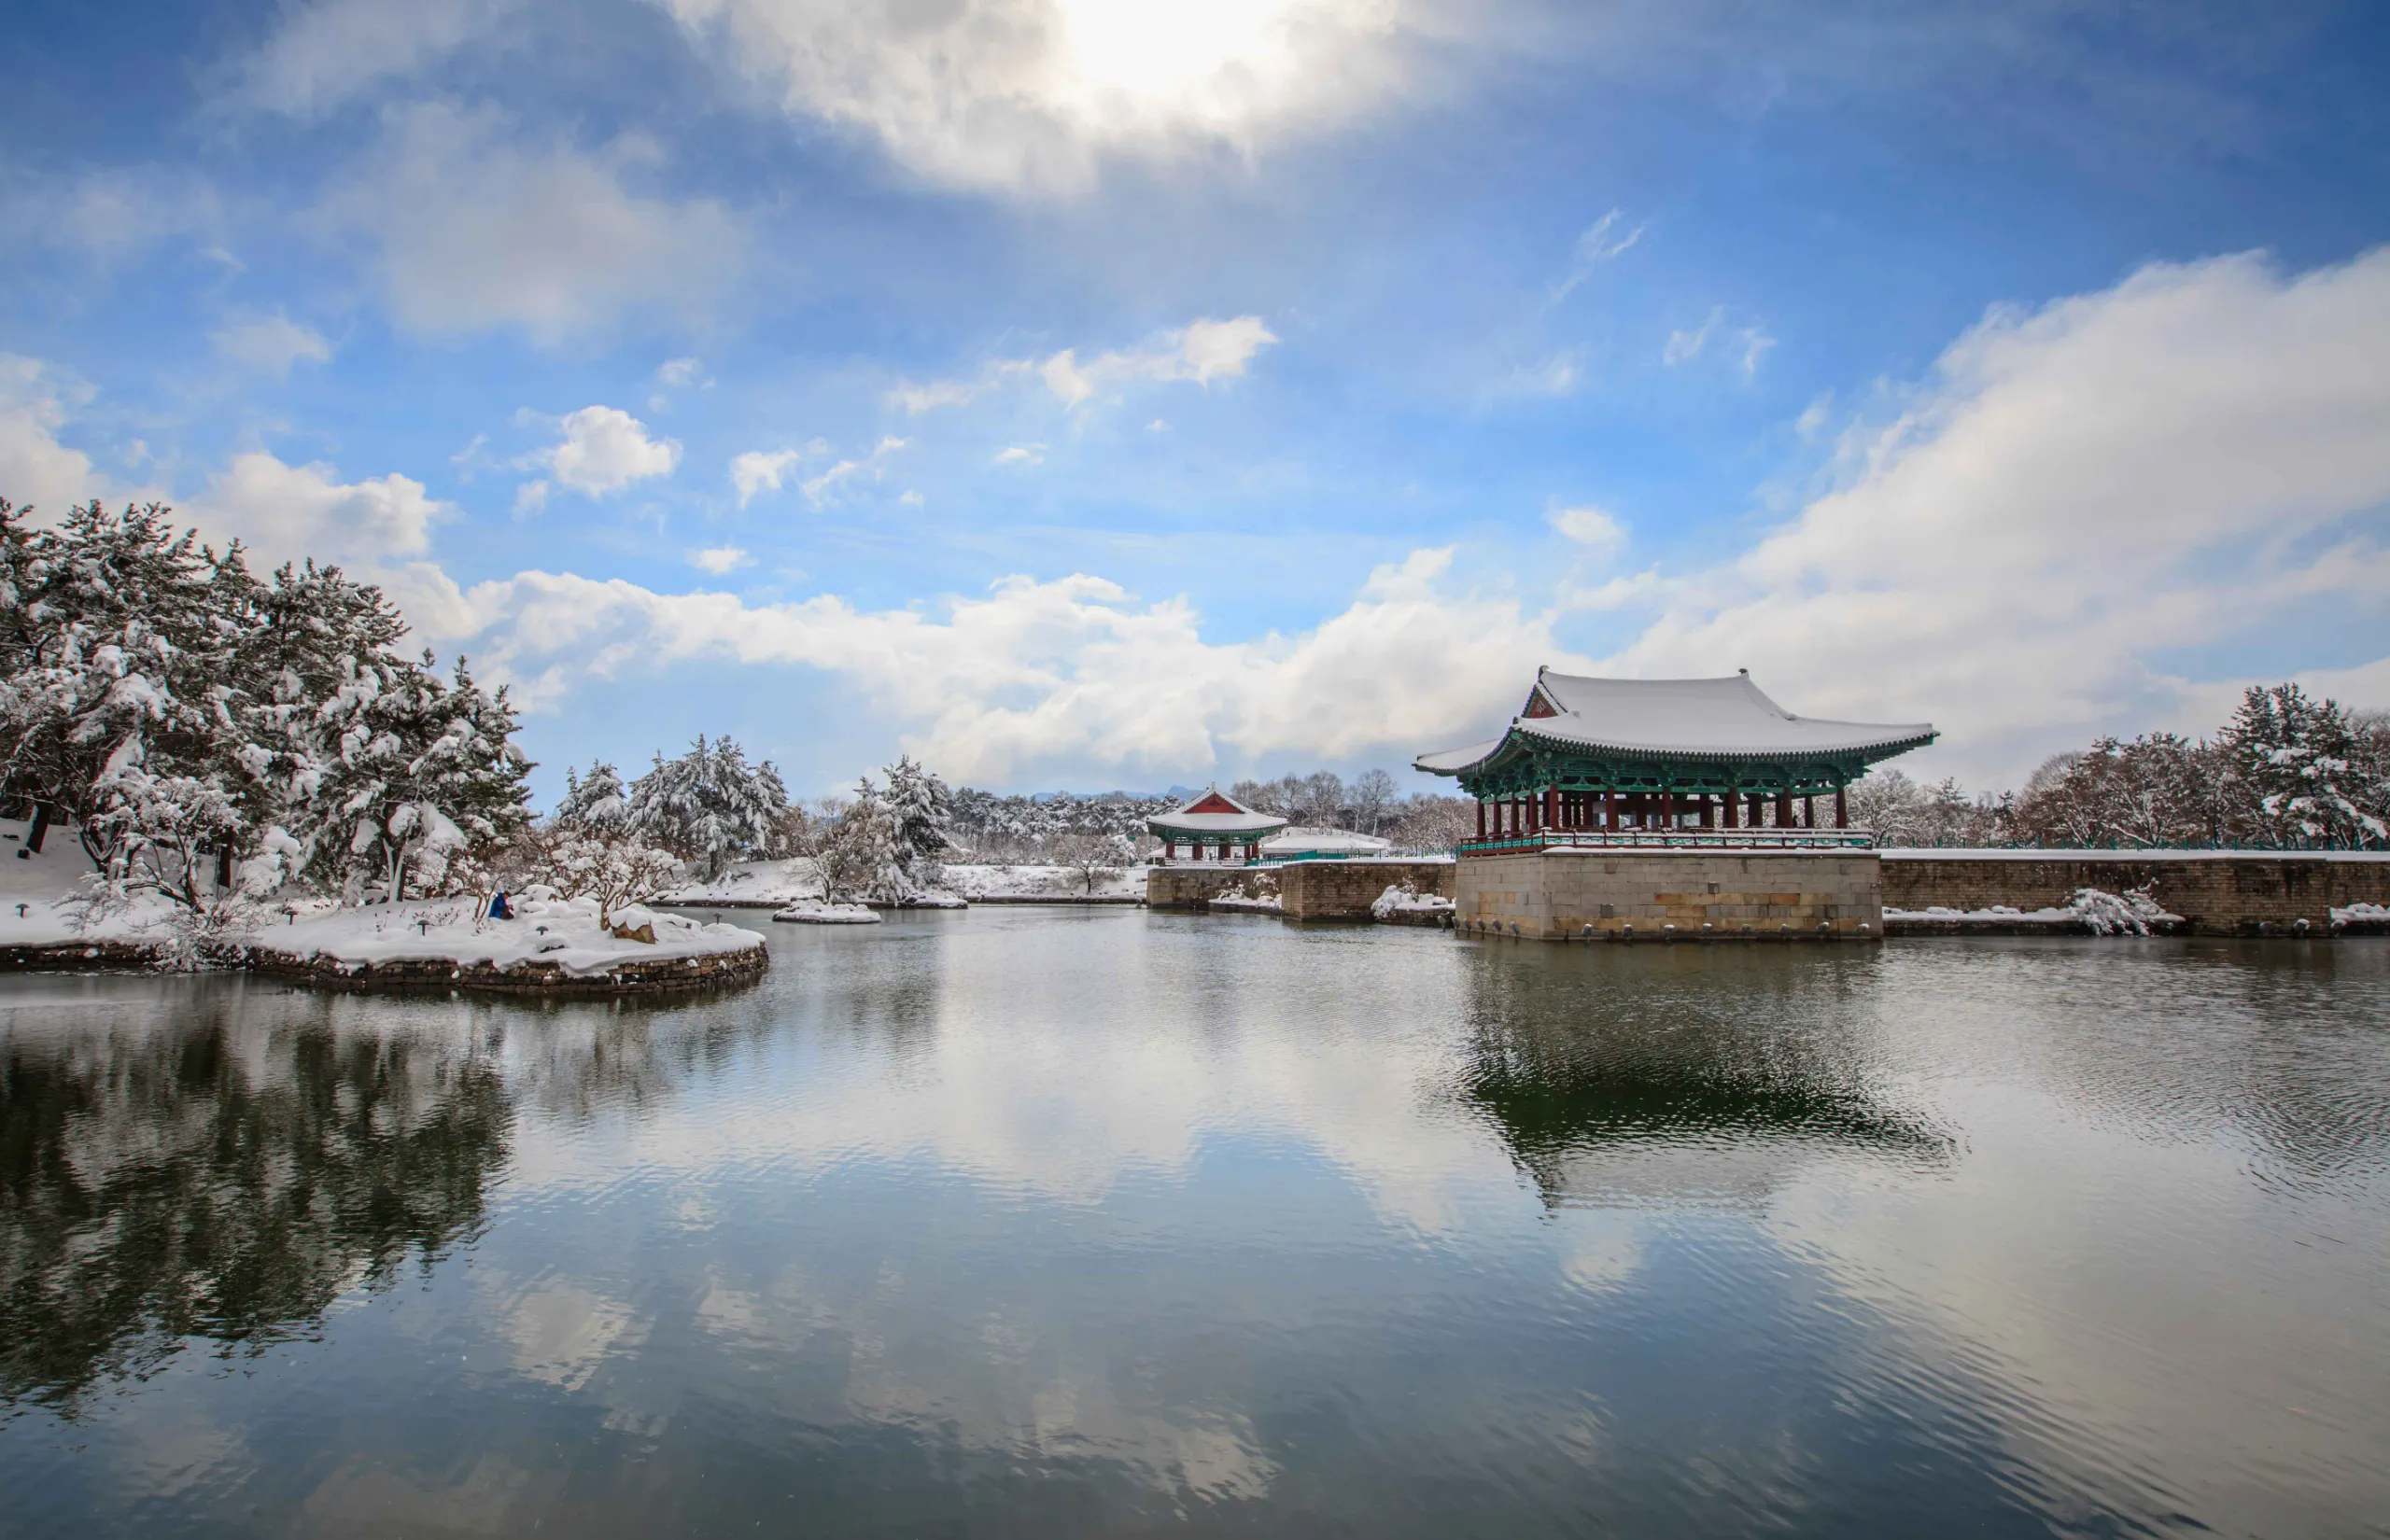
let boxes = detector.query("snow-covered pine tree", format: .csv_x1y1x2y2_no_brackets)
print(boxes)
2220,683,2385,848
818,777,910,903
880,753,953,882
555,759,629,828
626,735,787,880
0,501,248,868
314,651,534,902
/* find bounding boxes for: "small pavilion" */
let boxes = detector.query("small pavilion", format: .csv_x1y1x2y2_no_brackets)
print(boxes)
1148,788,1288,863
1415,669,1936,840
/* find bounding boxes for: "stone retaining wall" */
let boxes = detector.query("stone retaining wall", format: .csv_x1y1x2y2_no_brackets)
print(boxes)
1146,861,1455,917
0,940,162,972
239,941,770,996
1456,849,1881,942
1279,861,1455,921
1881,852,2390,935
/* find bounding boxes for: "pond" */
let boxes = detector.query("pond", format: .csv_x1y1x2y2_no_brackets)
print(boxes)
3,911,2386,1537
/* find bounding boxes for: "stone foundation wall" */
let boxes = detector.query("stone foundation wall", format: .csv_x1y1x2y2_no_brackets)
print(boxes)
1280,861,1455,921
1880,853,2390,935
1147,861,1455,917
1456,849,1882,942
1146,866,1268,909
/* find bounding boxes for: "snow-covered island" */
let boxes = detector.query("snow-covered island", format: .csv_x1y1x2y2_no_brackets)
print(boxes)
242,892,767,993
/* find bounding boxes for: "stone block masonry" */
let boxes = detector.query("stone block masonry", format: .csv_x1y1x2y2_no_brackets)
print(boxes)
1880,851,2390,936
1147,860,1455,917
1455,848,1882,942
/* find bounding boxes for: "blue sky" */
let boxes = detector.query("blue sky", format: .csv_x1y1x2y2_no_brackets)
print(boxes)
5,0,2387,803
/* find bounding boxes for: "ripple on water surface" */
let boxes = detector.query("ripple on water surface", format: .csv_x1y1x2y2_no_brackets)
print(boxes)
2,917,2386,1538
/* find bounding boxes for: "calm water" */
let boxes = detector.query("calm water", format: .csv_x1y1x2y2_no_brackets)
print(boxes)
3,912,2386,1538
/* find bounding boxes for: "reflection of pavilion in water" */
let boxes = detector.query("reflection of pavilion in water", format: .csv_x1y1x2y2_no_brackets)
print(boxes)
1457,957,1951,1209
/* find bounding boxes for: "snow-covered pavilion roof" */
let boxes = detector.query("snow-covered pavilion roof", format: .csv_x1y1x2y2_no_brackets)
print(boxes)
1260,829,1392,856
1415,669,1936,775
1147,788,1288,836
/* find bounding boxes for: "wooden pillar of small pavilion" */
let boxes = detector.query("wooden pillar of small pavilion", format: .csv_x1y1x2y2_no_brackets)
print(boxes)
1802,795,1816,829
1661,789,1675,829
1723,791,1738,829
1475,799,1486,838
1544,786,1558,832
1835,786,1849,829
1776,791,1793,828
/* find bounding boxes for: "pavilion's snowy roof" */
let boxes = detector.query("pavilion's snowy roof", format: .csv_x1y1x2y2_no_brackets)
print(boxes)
1147,788,1288,835
1415,669,1936,775
1260,829,1392,856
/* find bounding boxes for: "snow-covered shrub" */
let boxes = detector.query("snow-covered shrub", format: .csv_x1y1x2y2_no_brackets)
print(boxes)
1051,832,1134,894
510,824,683,927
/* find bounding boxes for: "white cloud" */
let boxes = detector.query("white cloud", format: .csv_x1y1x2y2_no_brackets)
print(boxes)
327,103,746,343
993,444,1046,467
655,357,704,388
1603,247,2390,782
0,357,104,517
1664,305,1772,379
898,489,925,507
687,546,753,575
417,546,1585,779
900,316,1278,416
660,0,1432,195
1552,207,1644,301
800,436,907,507
1549,505,1626,561
237,0,513,116
211,315,334,376
523,405,681,498
198,450,451,567
730,446,818,506
1663,305,1721,365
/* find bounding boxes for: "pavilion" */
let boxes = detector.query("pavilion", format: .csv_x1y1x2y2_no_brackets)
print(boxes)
1414,668,1936,841
1147,788,1288,863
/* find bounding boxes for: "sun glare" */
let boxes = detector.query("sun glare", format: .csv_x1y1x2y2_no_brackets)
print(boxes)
1048,0,1314,126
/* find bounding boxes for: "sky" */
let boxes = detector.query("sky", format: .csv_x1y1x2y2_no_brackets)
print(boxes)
3,0,2387,804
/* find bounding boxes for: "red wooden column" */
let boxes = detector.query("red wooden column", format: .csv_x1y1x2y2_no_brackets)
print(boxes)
1661,789,1675,829
1723,791,1739,829
1476,800,1486,838
1601,788,1615,832
1544,786,1558,832
1776,791,1792,827
1835,786,1849,829
1802,795,1816,828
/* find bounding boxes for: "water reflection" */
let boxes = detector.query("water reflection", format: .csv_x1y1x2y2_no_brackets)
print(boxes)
1457,948,1950,1207
0,983,510,1411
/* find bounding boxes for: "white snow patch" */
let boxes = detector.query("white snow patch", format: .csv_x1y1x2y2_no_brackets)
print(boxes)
252,894,764,975
1371,885,1455,920
771,900,880,925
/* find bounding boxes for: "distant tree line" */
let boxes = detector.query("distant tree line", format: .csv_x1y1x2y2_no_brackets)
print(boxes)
1853,683,2390,849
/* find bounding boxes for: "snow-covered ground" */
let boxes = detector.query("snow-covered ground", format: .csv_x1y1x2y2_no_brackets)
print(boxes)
1209,890,1284,913
1886,887,2183,936
255,893,764,976
657,858,822,906
2334,903,2389,925
934,862,1146,901
772,900,879,925
0,818,162,946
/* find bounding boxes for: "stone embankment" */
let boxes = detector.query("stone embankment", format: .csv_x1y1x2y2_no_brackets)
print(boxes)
1148,860,1455,920
240,941,769,996
1880,851,2390,936
1455,848,1880,942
